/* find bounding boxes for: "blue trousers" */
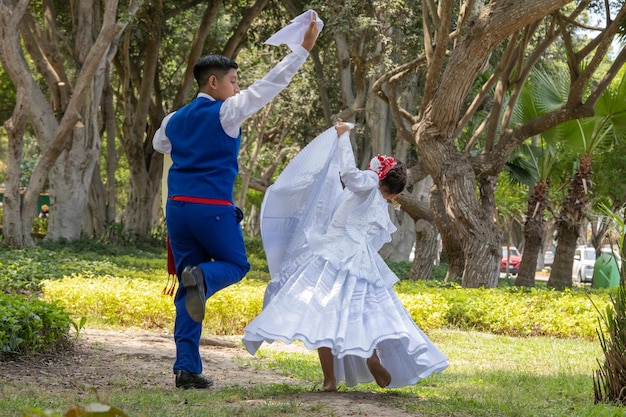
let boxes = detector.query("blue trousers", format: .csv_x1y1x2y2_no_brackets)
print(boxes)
166,200,250,374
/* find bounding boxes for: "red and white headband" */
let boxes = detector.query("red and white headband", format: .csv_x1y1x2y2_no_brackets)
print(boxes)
368,155,397,180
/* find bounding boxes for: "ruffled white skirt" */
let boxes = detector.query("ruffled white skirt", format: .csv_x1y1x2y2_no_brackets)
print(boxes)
242,246,448,388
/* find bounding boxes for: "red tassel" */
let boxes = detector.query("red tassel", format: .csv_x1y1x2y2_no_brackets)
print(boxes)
163,235,178,296
167,235,176,275
162,274,177,296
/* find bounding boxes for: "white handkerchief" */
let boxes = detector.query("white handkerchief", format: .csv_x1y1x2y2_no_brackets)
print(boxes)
264,9,324,50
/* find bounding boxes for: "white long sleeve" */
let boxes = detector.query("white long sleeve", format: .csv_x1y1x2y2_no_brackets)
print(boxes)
152,46,309,153
338,133,378,193
219,46,308,137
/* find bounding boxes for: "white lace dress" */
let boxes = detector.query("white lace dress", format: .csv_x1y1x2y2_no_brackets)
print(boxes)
242,127,448,388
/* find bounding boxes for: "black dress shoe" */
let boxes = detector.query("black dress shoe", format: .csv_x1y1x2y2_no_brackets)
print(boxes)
175,370,214,389
181,265,206,322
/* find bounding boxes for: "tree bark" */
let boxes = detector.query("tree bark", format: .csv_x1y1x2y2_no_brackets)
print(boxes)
118,0,163,238
418,128,501,287
515,182,548,287
429,185,464,283
410,219,437,280
548,154,593,289
1,0,131,246
0,0,33,247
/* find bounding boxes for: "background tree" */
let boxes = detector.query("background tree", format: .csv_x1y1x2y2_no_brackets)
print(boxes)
0,0,135,247
548,72,626,289
375,0,626,287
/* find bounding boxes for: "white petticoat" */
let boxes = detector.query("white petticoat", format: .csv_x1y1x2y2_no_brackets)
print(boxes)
242,245,449,388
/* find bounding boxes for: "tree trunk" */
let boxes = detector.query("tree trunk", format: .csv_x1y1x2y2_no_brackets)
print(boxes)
117,0,163,238
420,134,501,288
410,219,437,280
102,67,118,224
515,181,548,287
429,185,464,282
548,155,593,289
0,0,33,248
2,118,28,247
1,0,130,245
516,234,540,287
46,99,101,241
379,209,415,262
548,224,578,289
85,166,108,236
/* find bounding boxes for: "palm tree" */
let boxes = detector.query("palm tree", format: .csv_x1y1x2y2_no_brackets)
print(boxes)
549,73,626,289
515,143,557,287
505,70,561,287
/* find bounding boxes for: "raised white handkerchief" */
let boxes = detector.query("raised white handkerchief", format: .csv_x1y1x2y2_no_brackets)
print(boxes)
264,9,324,50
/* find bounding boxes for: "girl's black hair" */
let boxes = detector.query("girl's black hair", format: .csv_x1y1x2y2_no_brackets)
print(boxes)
193,55,239,88
380,161,407,195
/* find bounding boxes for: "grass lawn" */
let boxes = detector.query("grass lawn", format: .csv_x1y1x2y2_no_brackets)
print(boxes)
1,240,623,416
2,328,623,417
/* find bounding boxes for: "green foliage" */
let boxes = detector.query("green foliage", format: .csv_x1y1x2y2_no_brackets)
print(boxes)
42,275,175,329
385,260,411,280
244,235,269,278
593,278,626,405
592,202,626,405
0,239,616,358
431,263,449,281
0,239,167,294
398,291,448,330
32,218,48,236
0,294,73,355
395,280,607,339
41,271,611,340
387,261,450,282
204,279,266,335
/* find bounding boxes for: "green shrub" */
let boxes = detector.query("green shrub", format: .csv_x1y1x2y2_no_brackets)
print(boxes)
0,241,167,294
387,260,412,280
3,239,615,344
42,275,175,329
31,217,48,236
245,235,269,277
42,276,266,334
440,285,606,339
42,273,611,340
205,279,266,334
387,261,449,282
0,293,73,354
398,291,449,330
594,279,626,404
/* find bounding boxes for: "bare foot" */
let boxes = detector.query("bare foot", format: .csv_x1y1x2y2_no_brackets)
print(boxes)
367,355,391,388
321,380,337,392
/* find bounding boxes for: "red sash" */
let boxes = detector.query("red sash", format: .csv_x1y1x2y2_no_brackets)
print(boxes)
163,196,233,296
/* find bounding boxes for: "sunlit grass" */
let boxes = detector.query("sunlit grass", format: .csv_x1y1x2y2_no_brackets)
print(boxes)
2,329,624,416
239,329,623,417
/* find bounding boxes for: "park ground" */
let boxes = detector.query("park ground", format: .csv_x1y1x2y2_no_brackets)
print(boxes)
0,327,418,417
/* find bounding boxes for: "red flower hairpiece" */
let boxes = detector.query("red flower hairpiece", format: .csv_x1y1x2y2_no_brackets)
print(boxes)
368,154,397,180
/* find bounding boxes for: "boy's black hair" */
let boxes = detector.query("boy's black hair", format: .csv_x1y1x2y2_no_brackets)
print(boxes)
193,55,239,88
380,161,407,195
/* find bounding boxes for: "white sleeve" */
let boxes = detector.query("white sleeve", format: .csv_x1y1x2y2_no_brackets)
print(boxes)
152,112,175,154
338,133,378,192
219,46,309,138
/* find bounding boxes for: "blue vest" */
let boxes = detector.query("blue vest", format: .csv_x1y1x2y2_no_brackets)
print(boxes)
166,97,241,202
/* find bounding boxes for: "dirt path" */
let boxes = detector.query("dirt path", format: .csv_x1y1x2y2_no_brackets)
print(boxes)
1,328,416,416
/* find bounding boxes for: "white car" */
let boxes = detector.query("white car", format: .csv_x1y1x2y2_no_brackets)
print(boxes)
572,246,596,283
543,250,554,269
